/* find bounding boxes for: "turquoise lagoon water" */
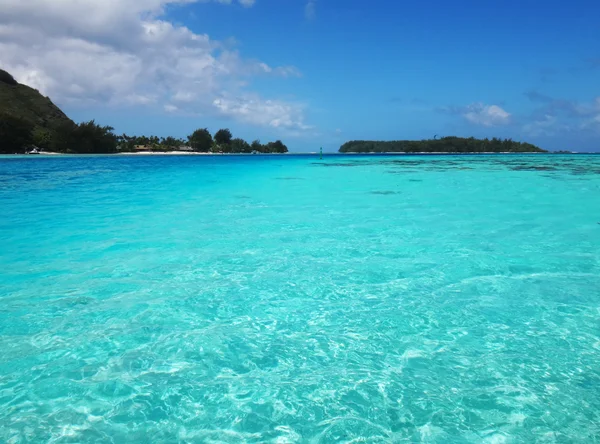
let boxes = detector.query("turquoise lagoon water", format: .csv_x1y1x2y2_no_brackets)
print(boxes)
1,154,600,443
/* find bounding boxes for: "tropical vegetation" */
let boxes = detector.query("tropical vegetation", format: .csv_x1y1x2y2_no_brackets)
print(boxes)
339,137,546,153
0,68,289,154
116,131,288,154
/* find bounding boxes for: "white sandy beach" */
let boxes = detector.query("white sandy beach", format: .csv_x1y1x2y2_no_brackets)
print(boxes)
117,151,213,155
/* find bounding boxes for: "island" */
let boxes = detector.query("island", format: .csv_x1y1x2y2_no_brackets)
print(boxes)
0,68,288,155
339,138,546,154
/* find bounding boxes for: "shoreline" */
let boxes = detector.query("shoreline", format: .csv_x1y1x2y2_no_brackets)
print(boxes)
118,151,216,155
0,151,590,157
342,151,549,155
0,151,289,156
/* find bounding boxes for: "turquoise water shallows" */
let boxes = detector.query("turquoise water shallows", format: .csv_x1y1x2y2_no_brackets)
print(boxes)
1,154,600,443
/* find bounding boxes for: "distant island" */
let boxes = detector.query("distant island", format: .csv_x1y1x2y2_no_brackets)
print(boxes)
339,138,546,154
0,68,288,155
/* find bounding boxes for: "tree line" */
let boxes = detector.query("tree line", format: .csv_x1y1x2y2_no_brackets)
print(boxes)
0,114,288,154
339,137,546,153
1,68,289,155
0,116,118,154
118,128,288,154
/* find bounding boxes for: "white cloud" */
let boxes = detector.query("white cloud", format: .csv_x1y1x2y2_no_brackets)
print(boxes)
592,98,600,128
580,114,600,131
522,115,561,137
523,95,600,136
213,95,311,130
463,103,511,127
222,55,301,78
0,0,309,130
269,65,302,78
201,0,256,7
305,1,316,20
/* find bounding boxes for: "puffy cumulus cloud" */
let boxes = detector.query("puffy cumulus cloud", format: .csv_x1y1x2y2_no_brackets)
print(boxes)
439,103,511,127
0,0,310,131
213,95,311,130
463,103,511,127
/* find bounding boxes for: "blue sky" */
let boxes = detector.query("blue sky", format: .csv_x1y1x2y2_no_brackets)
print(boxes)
2,0,599,151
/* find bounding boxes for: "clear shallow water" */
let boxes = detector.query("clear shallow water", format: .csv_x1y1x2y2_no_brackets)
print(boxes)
1,154,600,443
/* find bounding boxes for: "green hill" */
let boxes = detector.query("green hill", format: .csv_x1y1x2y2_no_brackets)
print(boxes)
0,69,73,132
0,69,117,154
0,69,75,153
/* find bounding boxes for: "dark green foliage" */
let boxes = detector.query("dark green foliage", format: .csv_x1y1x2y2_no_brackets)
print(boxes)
0,69,18,86
115,134,186,151
148,137,185,151
32,127,54,150
265,140,289,153
0,69,72,130
47,121,76,152
161,136,182,148
231,138,251,153
74,121,117,153
49,120,117,153
0,113,34,153
129,135,150,146
251,140,263,153
214,128,232,146
188,128,213,152
245,139,289,153
0,67,77,152
116,134,135,151
339,137,546,153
